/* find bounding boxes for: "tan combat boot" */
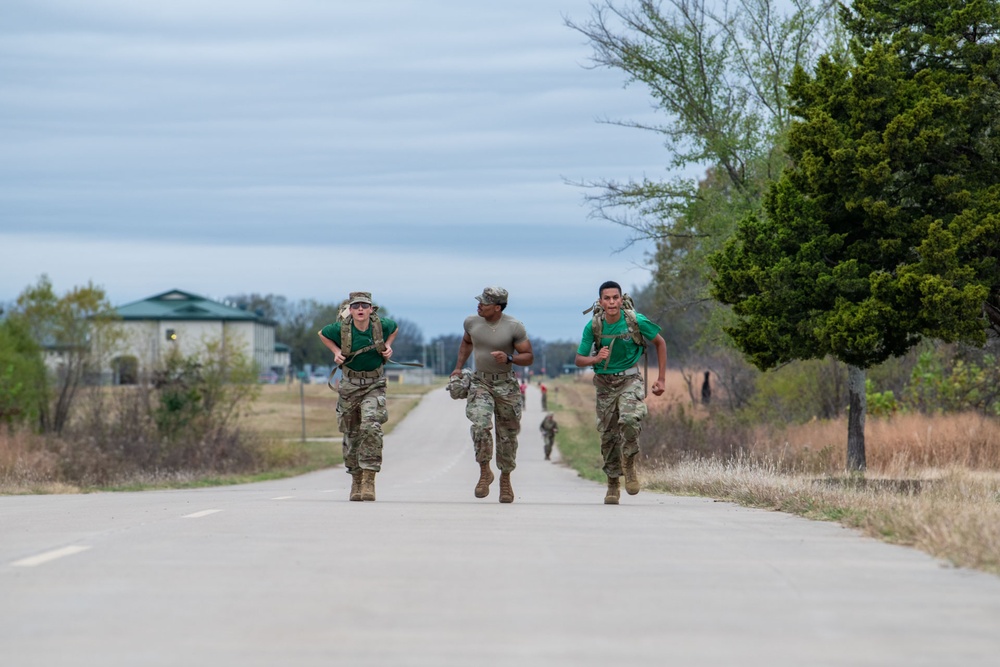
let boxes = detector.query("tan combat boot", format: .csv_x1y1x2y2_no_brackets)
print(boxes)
623,452,640,495
349,471,363,502
474,461,494,498
498,472,514,503
604,477,620,504
360,470,376,501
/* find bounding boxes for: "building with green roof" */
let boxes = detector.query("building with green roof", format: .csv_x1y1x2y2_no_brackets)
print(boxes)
113,289,283,382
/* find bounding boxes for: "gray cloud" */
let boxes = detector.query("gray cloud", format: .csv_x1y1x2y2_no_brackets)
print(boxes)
1,0,673,341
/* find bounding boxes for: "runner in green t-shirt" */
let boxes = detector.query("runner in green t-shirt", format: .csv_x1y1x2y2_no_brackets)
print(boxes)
575,281,667,505
318,291,398,502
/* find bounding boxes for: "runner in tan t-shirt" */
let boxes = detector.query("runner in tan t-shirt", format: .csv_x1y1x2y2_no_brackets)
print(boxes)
451,286,534,503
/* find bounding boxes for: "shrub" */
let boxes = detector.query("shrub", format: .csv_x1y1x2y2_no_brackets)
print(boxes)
639,403,766,465
50,335,267,485
0,319,47,428
0,428,60,491
903,350,1000,415
746,357,849,423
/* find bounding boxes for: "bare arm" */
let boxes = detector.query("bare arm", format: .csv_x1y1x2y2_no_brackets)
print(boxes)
512,338,534,366
650,334,667,396
491,338,534,367
452,332,473,376
381,328,398,359
575,325,609,367
318,330,345,366
575,346,610,368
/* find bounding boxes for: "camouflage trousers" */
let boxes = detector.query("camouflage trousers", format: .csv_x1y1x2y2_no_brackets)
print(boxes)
593,372,647,478
465,375,522,473
336,377,388,474
542,433,556,458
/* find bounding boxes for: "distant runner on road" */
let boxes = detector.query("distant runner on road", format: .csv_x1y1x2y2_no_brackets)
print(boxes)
540,413,558,461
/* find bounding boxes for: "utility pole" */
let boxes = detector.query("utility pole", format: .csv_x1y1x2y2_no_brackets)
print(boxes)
299,375,306,443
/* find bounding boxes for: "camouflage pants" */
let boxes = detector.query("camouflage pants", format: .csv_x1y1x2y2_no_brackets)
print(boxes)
336,377,388,474
593,373,647,478
465,375,522,472
542,433,555,458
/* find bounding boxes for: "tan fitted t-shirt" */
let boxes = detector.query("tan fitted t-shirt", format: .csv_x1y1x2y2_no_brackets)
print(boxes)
463,313,528,373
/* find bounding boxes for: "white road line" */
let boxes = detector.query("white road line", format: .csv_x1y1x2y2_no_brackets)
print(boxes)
12,545,91,568
271,496,293,500
183,509,222,518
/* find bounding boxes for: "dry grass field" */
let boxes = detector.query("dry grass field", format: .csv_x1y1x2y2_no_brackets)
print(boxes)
243,379,442,440
0,379,444,494
228,378,444,482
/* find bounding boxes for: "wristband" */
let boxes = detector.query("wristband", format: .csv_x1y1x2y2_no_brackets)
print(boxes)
506,353,514,364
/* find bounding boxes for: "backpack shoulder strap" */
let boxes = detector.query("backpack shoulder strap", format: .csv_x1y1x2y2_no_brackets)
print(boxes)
584,301,603,350
621,302,649,396
590,311,603,349
622,308,645,348
340,313,387,366
370,313,386,353
340,319,353,356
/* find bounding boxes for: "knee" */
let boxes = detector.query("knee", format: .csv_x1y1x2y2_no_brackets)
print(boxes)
496,416,520,435
470,423,492,441
358,420,382,439
467,409,494,432
619,414,643,439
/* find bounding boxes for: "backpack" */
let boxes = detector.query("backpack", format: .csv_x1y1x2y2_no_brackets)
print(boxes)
583,293,645,366
326,300,423,391
336,299,386,360
583,293,649,392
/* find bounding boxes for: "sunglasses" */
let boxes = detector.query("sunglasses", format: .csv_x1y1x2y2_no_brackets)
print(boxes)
349,303,371,310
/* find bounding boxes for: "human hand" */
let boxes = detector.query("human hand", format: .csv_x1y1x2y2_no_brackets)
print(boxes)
651,378,665,396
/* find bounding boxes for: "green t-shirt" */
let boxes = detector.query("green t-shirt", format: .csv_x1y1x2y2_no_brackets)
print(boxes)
576,312,661,374
320,317,398,372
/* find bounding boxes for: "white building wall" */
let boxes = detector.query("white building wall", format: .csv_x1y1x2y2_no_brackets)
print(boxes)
119,321,160,369
162,320,226,359
221,321,254,365
253,321,275,370
114,319,276,374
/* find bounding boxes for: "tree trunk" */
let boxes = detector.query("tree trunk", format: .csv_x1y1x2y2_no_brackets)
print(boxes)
846,364,867,472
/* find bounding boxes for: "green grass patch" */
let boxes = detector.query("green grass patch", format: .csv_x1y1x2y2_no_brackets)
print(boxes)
555,425,605,482
546,376,608,482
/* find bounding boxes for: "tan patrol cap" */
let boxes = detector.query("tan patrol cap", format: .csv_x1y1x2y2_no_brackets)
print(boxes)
475,286,508,305
348,291,372,305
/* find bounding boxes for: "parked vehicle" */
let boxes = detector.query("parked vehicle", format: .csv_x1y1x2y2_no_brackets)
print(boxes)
258,370,280,384
310,366,334,385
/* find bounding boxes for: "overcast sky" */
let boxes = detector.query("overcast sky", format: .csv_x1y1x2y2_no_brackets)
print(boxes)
1,0,683,342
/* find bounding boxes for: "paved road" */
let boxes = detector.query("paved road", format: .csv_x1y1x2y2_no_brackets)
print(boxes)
3,385,1000,666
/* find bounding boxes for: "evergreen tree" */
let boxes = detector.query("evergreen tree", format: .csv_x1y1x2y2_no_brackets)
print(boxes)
711,0,1000,470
